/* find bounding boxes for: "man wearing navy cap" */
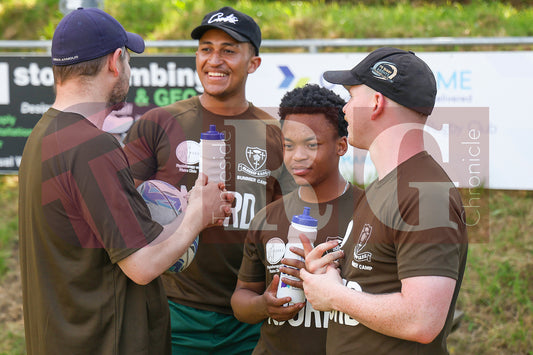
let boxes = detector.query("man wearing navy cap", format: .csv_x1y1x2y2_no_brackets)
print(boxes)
124,6,295,354
299,48,468,354
18,8,232,354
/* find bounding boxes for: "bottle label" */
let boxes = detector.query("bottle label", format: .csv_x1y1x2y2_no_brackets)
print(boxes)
199,140,226,182
276,242,306,305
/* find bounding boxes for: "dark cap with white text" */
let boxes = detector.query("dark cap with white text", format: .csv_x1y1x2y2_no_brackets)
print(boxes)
52,7,144,66
323,47,437,115
191,6,261,55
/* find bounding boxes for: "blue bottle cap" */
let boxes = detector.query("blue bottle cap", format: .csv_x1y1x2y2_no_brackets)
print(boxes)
201,125,225,140
292,207,318,227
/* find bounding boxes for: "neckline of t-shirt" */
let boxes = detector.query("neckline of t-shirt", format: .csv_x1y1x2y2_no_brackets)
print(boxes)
371,150,429,189
198,97,254,119
297,181,352,205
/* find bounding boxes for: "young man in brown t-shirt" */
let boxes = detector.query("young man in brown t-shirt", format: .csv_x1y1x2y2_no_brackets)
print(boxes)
19,8,231,355
232,84,364,354
124,7,295,354
300,48,468,355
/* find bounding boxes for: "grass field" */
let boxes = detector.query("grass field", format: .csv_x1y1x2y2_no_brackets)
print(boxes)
1,175,532,354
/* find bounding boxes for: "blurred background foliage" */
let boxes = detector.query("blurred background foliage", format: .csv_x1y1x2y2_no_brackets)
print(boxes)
1,0,533,54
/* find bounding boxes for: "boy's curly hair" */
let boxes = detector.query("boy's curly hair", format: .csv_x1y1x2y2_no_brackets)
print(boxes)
278,84,347,137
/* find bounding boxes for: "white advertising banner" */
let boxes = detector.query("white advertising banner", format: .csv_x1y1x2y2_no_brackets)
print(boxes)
247,52,533,190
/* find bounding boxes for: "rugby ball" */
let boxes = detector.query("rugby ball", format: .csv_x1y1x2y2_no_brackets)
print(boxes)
137,179,198,272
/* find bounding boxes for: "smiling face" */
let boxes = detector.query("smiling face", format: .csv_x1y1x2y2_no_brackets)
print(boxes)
282,113,346,189
195,29,259,102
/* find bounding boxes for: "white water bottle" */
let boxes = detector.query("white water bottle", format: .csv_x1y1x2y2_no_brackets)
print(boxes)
199,125,226,183
277,207,318,305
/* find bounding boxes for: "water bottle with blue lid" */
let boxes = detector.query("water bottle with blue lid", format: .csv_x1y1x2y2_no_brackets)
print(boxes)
276,207,318,305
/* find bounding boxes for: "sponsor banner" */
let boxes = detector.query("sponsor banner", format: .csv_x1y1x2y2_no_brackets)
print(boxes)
0,55,199,173
0,52,530,191
247,52,532,191
0,57,54,172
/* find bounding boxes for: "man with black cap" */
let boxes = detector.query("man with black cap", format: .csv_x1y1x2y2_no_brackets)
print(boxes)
298,47,468,354
18,8,232,355
124,6,295,354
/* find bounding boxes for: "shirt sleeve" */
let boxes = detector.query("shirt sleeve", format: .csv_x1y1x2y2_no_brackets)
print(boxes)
74,132,163,264
123,110,167,181
238,209,269,283
395,184,467,281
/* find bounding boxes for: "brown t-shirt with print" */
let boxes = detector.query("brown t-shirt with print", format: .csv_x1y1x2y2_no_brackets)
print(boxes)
239,186,363,354
19,109,168,355
327,152,468,355
124,96,295,314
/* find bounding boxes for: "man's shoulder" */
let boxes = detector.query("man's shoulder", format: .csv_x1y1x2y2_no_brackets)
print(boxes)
251,190,299,226
141,96,200,122
249,104,280,126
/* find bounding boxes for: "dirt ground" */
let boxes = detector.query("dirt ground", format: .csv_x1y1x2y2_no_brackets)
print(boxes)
0,244,25,346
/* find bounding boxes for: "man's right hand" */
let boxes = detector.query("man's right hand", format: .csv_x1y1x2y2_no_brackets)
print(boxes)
187,173,234,229
299,234,344,274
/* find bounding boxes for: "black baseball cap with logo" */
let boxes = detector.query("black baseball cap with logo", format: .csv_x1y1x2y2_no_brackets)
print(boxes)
323,47,437,115
191,6,261,55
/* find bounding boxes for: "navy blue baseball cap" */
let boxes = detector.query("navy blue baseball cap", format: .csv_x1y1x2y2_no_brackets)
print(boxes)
52,7,145,66
324,47,437,115
191,7,261,55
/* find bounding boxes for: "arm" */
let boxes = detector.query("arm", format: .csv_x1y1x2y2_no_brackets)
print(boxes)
118,175,233,285
300,256,456,344
231,276,304,324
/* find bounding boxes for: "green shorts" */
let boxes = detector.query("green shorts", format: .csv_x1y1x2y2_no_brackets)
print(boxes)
169,300,262,355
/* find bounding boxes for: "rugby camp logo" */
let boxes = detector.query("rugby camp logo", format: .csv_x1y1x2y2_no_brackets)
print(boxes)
353,224,373,263
238,146,271,178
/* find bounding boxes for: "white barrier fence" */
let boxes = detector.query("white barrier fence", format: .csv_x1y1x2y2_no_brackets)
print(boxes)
247,51,533,190
1,39,532,190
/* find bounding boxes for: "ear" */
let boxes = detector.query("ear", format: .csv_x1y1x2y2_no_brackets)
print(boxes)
108,48,123,77
247,55,261,74
337,136,348,156
370,92,385,120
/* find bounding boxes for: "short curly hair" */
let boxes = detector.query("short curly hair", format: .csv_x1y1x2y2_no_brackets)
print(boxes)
278,84,347,137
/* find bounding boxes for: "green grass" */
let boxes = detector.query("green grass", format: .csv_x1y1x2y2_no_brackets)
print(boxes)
447,189,533,354
2,0,533,53
0,324,25,355
1,184,532,354
0,176,18,279
0,176,24,355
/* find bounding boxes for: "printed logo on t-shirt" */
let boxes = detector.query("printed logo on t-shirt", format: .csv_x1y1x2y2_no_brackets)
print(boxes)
265,237,285,274
268,300,330,329
266,237,285,265
351,224,373,271
237,146,271,185
175,140,200,174
325,236,343,255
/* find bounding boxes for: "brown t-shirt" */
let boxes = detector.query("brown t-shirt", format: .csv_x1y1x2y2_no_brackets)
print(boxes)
239,186,363,355
327,152,468,355
18,109,169,354
124,96,295,314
